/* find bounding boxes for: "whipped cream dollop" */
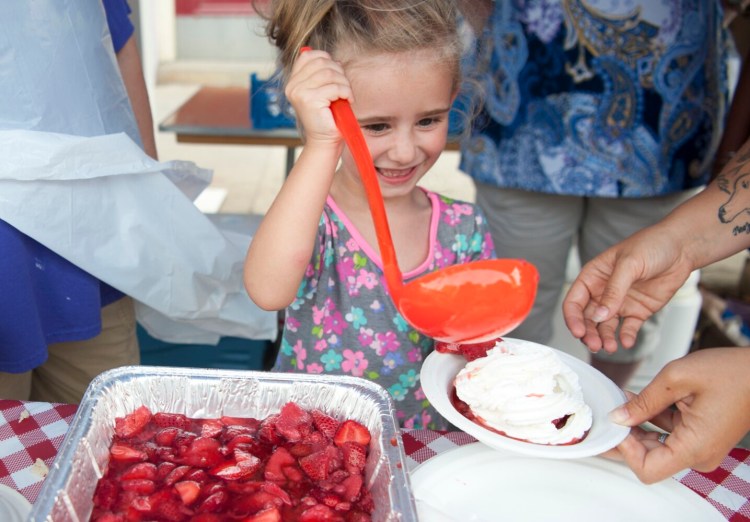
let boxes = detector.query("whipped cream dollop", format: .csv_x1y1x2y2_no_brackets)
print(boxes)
454,340,593,445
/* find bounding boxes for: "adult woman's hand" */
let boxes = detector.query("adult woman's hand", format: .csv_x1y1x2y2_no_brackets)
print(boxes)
604,348,750,483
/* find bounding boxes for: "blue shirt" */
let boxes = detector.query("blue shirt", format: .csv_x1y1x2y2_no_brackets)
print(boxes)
0,0,134,372
460,0,730,197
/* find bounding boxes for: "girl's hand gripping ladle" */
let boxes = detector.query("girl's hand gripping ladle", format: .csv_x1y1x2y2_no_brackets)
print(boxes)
301,48,538,343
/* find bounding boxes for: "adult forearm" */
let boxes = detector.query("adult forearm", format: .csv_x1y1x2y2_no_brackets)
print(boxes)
715,50,750,176
668,137,750,269
116,36,158,159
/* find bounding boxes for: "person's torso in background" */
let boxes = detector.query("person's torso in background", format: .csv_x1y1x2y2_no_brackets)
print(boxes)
460,0,730,197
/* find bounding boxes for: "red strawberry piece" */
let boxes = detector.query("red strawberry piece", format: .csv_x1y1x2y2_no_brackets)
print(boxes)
311,409,340,440
338,474,363,502
120,478,156,494
358,487,375,513
434,341,462,354
163,464,191,486
109,442,148,462
222,424,257,443
202,481,227,496
459,339,499,361
199,419,224,438
154,427,181,447
173,430,198,451
224,480,264,495
347,510,372,522
220,415,261,429
209,459,257,480
157,461,177,481
174,480,201,505
328,469,350,484
179,437,223,468
283,465,305,482
264,446,296,483
189,515,222,522
234,445,260,463
340,442,366,473
258,414,283,445
153,412,194,431
237,454,262,475
299,450,330,481
324,445,344,474
333,420,371,448
261,481,292,505
155,496,189,522
233,491,283,515
92,478,118,511
121,462,158,481
304,431,329,452
226,436,271,460
299,503,344,521
114,406,152,439
197,489,229,513
333,501,352,512
275,402,313,442
289,442,314,458
150,445,177,464
245,506,282,522
91,512,125,522
183,467,209,484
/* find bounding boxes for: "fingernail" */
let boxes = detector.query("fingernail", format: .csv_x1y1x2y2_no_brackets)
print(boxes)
592,306,609,322
608,405,630,425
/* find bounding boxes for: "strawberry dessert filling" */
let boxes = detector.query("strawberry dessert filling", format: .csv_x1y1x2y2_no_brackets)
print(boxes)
91,402,374,522
453,339,593,446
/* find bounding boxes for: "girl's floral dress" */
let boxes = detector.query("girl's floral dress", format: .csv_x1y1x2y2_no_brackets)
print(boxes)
273,190,495,429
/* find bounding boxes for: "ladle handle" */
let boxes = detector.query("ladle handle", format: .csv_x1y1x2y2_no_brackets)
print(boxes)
329,98,404,296
298,47,403,297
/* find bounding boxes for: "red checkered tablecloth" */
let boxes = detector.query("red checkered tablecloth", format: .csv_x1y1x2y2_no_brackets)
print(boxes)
0,400,77,504
402,430,750,521
2,400,750,521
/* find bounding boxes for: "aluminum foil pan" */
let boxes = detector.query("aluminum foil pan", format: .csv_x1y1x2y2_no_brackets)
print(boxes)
30,366,418,521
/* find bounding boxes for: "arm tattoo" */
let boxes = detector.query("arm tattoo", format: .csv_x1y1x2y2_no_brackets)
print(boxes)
715,147,750,235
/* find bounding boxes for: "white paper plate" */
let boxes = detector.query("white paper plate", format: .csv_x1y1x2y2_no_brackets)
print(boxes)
0,484,31,522
411,443,724,522
421,337,630,458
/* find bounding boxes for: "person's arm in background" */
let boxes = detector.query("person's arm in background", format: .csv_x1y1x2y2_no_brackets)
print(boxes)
103,0,158,160
713,6,750,179
116,35,158,160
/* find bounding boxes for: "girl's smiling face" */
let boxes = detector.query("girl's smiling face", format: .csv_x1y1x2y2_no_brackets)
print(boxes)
338,49,457,199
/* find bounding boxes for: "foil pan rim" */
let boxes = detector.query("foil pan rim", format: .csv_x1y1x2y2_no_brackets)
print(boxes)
30,365,418,522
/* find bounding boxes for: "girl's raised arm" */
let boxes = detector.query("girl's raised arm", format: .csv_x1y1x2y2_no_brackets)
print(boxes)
243,51,352,310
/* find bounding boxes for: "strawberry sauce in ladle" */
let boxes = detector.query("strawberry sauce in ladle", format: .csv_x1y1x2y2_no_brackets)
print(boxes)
302,48,539,343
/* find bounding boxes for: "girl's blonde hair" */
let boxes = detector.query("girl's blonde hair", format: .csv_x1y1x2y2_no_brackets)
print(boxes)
256,0,462,93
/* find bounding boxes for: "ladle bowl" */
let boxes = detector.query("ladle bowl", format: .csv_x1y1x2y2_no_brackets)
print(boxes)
396,258,538,344
307,46,538,344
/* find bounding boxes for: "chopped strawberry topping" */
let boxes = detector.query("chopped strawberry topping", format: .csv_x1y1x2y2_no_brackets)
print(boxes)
92,402,375,521
333,420,371,448
114,405,152,439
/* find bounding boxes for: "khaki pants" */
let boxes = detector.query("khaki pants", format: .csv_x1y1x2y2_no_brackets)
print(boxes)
0,296,140,404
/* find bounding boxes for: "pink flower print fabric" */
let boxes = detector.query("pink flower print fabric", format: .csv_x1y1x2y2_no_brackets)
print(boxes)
272,190,495,429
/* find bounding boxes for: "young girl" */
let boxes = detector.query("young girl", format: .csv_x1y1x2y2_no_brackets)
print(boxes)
244,0,495,429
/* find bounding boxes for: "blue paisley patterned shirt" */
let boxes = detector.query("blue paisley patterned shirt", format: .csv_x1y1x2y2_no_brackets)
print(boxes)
273,191,495,430
460,0,730,197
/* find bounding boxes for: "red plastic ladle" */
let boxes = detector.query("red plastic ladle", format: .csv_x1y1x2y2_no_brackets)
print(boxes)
302,48,539,343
